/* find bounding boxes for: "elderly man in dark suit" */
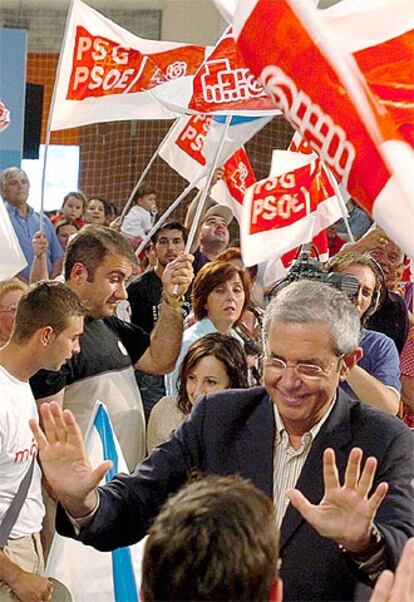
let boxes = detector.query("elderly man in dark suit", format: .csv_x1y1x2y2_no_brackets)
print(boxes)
30,281,414,602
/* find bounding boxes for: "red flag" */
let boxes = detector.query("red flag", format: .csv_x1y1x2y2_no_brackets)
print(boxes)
232,0,414,258
188,27,277,114
159,114,256,223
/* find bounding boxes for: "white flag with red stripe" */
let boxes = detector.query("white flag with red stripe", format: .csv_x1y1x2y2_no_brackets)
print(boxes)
231,0,414,259
49,0,207,130
240,151,342,266
159,114,256,223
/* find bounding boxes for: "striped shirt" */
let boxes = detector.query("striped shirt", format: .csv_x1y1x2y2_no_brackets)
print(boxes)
273,400,336,528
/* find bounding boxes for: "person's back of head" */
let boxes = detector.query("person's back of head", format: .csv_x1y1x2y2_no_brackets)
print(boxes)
142,474,280,602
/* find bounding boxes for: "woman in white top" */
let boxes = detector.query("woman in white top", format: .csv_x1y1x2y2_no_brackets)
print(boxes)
147,332,249,452
165,260,251,395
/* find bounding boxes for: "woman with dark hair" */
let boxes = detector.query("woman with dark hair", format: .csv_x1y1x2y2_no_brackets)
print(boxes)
147,333,248,452
54,219,79,250
165,261,251,395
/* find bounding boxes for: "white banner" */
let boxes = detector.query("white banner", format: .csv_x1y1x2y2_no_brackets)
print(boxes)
50,0,208,130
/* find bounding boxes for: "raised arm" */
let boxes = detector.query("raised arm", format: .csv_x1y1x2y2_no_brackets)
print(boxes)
29,231,49,284
135,253,193,374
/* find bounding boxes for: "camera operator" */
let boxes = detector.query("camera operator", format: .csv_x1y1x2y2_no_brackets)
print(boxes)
326,252,400,416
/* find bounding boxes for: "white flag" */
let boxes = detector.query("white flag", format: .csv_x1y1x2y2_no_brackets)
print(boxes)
0,201,27,280
50,0,208,130
46,402,144,601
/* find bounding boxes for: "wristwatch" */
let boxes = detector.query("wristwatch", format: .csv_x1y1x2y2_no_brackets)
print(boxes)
338,524,384,561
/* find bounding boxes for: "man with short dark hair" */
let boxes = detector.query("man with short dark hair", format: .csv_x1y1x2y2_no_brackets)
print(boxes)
0,281,84,601
127,221,191,419
30,281,414,601
142,474,281,602
0,167,64,282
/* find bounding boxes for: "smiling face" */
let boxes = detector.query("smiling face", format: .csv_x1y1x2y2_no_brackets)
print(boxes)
186,354,230,405
84,199,106,225
264,320,352,438
73,253,133,319
63,196,84,221
200,215,230,247
205,274,245,333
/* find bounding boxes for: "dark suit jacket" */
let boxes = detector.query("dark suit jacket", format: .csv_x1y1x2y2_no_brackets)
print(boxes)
57,387,414,601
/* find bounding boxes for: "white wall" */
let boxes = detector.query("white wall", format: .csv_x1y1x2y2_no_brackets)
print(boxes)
1,0,226,45
161,0,226,44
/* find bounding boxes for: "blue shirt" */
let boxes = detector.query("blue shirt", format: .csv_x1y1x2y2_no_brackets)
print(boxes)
5,201,64,280
341,329,401,398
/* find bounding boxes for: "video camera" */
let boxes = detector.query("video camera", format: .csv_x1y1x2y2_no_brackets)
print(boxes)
269,244,360,299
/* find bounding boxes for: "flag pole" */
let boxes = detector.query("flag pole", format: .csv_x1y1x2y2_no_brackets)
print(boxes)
120,116,182,223
323,164,355,243
135,169,207,257
39,0,75,231
184,114,232,254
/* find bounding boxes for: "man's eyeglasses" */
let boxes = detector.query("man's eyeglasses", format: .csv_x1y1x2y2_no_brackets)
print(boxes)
263,355,343,380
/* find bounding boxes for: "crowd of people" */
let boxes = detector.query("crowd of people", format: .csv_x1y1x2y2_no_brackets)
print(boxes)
0,163,413,601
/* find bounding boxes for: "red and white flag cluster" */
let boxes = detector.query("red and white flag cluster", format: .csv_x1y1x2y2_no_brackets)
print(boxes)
231,0,414,258
159,114,256,223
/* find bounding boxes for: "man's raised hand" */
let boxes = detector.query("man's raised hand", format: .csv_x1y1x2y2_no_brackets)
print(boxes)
29,402,112,517
288,447,388,554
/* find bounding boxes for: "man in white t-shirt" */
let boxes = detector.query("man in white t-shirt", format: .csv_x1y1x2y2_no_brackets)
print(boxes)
0,281,84,601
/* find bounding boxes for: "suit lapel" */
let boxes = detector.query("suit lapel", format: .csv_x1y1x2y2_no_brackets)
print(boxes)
234,391,275,498
279,392,353,551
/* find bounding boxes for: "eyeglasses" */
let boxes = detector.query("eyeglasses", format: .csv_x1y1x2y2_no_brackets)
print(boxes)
263,355,343,380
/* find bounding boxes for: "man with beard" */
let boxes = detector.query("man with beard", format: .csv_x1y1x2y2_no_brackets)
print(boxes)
127,221,191,419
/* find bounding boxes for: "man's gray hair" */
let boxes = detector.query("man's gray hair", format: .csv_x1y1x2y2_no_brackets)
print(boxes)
263,281,361,355
0,167,28,197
